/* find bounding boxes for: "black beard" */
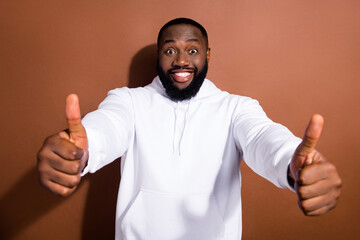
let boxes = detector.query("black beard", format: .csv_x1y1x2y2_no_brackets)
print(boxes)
156,61,208,101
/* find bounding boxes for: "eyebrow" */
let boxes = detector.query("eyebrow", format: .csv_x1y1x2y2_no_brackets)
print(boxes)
163,38,200,44
164,39,175,44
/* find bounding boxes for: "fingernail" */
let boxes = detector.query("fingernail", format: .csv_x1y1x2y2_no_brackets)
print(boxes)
74,149,84,159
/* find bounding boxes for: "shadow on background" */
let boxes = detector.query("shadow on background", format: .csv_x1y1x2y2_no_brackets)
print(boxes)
127,43,158,88
0,44,158,240
81,43,158,239
81,159,121,239
0,167,65,239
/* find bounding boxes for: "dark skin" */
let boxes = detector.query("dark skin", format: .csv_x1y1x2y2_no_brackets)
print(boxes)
290,114,342,215
37,24,341,216
37,94,88,197
158,24,210,90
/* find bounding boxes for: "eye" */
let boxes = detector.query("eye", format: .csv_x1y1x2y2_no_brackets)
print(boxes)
165,49,176,54
189,49,198,54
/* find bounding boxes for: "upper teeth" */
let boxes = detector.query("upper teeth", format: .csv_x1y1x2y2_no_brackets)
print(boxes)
175,72,190,77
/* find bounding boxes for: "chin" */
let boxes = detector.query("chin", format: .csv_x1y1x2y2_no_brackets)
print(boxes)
157,61,208,101
173,81,192,90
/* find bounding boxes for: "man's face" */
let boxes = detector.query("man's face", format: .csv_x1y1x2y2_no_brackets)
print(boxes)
157,24,210,100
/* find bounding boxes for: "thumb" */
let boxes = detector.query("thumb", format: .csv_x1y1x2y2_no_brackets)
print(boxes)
294,114,324,167
65,94,88,150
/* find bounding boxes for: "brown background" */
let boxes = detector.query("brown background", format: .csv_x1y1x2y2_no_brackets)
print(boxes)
0,0,359,239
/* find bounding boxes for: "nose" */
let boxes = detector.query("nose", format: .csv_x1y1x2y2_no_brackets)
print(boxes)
172,51,190,67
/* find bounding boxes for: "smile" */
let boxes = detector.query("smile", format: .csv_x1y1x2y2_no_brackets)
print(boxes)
174,72,191,77
170,70,194,83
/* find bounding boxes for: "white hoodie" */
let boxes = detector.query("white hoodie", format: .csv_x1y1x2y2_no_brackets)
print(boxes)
82,76,301,240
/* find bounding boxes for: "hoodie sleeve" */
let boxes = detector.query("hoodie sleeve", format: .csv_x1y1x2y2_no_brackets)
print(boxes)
81,88,135,175
233,97,301,189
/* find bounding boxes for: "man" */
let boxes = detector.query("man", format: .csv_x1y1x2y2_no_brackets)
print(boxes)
37,18,341,239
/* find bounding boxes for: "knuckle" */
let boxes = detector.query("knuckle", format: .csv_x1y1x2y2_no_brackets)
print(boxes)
300,200,310,212
326,162,336,173
334,177,342,188
37,148,50,163
298,172,307,184
37,162,49,175
38,174,48,187
335,188,342,199
37,149,44,160
304,212,312,216
329,201,337,210
38,136,59,161
299,199,306,209
44,132,66,149
44,134,56,145
298,187,308,198
69,175,80,187
303,209,313,216
59,187,72,197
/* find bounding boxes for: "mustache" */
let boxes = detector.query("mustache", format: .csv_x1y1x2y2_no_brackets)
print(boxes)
167,66,197,73
157,60,208,101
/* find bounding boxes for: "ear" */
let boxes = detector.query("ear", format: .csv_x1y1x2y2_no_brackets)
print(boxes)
207,48,211,62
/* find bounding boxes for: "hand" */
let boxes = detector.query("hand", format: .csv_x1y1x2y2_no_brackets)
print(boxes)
290,114,342,216
37,94,88,197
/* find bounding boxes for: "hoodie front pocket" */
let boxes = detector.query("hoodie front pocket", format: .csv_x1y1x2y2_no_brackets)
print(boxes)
121,189,225,240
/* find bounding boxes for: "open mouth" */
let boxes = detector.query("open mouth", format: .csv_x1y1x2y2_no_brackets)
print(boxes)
170,70,194,83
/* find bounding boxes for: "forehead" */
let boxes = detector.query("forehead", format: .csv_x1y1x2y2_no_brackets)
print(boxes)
159,24,206,47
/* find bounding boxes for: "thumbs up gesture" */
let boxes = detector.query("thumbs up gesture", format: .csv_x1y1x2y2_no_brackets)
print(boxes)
289,114,342,216
37,94,88,197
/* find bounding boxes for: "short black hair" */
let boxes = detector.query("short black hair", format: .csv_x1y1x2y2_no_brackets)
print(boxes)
157,18,208,48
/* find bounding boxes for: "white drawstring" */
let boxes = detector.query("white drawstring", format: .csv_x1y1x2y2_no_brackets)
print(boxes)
173,101,179,155
172,100,191,157
179,100,191,156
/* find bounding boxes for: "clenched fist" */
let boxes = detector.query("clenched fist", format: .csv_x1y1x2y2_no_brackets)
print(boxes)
290,114,342,216
37,94,88,197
